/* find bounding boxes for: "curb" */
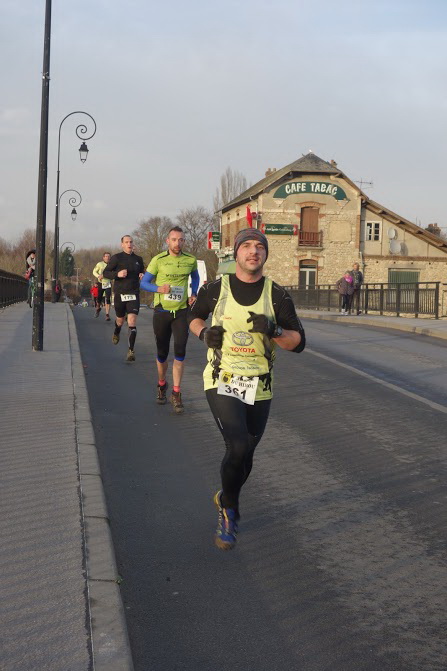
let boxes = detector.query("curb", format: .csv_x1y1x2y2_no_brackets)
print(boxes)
67,305,134,671
297,311,447,342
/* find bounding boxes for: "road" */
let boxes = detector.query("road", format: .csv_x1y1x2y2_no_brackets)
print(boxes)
73,307,447,671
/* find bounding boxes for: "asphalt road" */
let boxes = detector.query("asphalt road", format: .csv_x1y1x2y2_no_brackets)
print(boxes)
73,307,447,671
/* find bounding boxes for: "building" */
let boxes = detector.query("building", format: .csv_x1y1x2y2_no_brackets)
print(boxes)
218,152,447,287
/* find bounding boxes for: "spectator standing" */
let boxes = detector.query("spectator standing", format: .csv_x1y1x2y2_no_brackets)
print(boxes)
25,249,36,307
336,271,354,315
350,262,363,315
55,279,62,302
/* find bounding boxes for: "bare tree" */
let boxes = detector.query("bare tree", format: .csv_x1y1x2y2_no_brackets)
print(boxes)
176,206,214,256
213,167,248,213
176,206,219,280
132,216,173,264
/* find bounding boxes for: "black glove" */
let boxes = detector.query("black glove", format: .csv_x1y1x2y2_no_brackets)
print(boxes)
199,325,226,348
247,311,275,338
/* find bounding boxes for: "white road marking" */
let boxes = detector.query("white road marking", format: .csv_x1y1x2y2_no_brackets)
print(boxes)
307,348,447,415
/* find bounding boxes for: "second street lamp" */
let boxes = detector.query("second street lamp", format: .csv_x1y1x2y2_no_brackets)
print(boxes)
52,110,96,301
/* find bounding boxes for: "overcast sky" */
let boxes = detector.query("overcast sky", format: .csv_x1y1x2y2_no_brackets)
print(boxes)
2,0,446,250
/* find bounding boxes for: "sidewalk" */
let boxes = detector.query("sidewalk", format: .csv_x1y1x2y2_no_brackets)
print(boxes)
0,303,133,671
297,309,447,341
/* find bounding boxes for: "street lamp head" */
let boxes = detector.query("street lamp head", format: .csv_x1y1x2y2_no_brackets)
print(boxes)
79,142,89,163
71,208,77,221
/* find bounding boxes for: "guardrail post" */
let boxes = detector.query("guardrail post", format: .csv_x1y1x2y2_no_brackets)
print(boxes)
435,282,440,319
441,284,447,318
414,283,420,318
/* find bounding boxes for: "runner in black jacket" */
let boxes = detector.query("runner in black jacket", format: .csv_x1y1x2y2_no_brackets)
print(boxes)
103,235,144,362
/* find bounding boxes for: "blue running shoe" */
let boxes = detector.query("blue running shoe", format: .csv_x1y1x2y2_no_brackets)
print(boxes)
214,490,238,550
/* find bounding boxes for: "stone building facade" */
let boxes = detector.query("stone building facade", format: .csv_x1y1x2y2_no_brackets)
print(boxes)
218,153,447,288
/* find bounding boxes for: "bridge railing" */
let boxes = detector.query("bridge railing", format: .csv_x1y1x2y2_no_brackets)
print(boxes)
284,282,441,319
0,269,28,308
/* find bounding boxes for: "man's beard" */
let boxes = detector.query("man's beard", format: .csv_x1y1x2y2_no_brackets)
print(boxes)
240,258,263,274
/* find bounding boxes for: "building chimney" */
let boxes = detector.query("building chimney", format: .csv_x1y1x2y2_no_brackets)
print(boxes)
330,159,337,167
265,167,277,177
426,223,441,237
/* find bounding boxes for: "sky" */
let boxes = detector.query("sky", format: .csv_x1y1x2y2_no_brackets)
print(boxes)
1,0,447,250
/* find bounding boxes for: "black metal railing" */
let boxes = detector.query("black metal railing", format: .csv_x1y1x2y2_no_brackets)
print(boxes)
0,269,28,308
284,282,440,319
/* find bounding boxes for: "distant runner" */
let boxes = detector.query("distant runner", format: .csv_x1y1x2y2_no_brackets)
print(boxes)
90,283,100,311
103,236,144,362
189,228,305,550
93,252,112,321
140,226,199,413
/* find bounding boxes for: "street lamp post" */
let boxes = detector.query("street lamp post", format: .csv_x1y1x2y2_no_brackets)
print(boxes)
53,189,81,288
32,0,52,351
52,111,96,301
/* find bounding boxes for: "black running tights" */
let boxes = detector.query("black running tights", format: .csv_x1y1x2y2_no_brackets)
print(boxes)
205,388,271,512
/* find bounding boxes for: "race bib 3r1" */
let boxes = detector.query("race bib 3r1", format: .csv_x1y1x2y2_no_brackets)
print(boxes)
217,371,259,405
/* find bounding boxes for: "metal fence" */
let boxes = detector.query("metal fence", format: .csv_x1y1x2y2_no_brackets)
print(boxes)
284,282,441,319
0,269,28,308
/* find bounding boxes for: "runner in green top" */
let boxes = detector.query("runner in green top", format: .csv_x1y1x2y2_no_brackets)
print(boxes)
140,226,199,413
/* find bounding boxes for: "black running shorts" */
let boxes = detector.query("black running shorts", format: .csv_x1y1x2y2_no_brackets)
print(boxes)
98,286,112,305
114,292,140,318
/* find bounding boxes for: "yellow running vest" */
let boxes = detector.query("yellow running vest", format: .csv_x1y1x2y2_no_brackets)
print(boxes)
203,275,276,401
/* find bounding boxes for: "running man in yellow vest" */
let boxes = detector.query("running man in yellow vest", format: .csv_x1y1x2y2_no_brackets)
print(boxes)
92,252,112,321
189,228,305,550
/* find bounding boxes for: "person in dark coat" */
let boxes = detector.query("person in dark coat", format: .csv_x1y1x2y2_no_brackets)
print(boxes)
349,262,363,315
336,271,354,315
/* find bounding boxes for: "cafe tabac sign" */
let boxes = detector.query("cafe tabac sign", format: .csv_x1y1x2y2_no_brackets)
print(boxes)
273,181,348,201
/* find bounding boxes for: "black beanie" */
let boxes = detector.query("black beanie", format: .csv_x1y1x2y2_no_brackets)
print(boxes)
234,228,268,260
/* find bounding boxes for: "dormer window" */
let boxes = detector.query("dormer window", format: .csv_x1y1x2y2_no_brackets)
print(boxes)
366,222,381,241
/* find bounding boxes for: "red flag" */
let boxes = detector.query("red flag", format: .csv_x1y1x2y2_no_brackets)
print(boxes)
246,205,253,228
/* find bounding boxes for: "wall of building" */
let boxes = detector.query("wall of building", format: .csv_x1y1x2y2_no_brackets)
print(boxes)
363,258,447,283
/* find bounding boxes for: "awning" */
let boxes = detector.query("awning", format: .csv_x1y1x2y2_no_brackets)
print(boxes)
217,260,236,275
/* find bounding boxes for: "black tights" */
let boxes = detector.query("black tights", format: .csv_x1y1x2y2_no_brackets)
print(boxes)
205,388,271,513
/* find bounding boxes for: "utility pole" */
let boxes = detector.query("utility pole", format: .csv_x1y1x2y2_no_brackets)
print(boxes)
32,0,52,351
75,267,81,294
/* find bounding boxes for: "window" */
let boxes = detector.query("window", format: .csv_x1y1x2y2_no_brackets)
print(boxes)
388,269,420,286
299,261,317,288
300,207,320,246
366,221,381,241
301,207,319,233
